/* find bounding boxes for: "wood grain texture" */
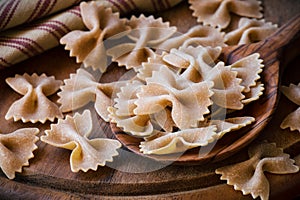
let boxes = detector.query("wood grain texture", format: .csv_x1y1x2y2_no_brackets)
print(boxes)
0,1,300,199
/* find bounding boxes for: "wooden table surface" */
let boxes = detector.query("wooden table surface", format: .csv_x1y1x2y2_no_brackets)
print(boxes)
0,0,300,199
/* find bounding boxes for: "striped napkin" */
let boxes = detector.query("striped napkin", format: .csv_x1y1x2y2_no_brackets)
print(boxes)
0,0,183,69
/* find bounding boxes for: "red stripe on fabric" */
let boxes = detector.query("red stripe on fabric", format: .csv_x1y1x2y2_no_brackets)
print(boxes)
2,0,21,29
24,20,71,35
26,0,43,22
33,27,61,40
31,21,71,40
0,42,32,57
51,20,72,33
67,6,81,18
36,0,52,19
0,57,13,67
0,1,16,28
0,36,45,52
0,1,8,14
44,0,57,16
0,38,41,55
107,0,125,13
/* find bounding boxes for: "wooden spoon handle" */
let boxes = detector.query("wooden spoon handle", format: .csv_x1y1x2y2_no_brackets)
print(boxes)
260,13,300,54
223,13,300,65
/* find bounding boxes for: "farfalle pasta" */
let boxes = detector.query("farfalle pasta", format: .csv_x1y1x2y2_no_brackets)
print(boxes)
60,1,130,72
108,80,154,137
135,66,214,130
215,142,299,200
205,61,245,110
200,116,255,139
58,68,127,122
107,14,177,70
5,73,63,123
156,25,226,51
225,18,278,45
0,0,278,180
107,43,263,154
230,53,264,93
0,128,39,179
189,0,263,29
140,126,217,155
280,83,300,132
140,116,255,155
41,110,121,172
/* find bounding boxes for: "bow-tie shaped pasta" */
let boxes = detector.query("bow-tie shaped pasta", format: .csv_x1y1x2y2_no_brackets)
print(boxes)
107,14,177,70
156,25,226,51
58,68,127,122
108,80,154,137
137,52,186,81
140,126,217,155
230,53,264,92
60,1,130,72
225,18,278,45
5,73,63,123
204,62,245,110
200,116,255,139
161,46,244,110
160,46,264,109
135,66,214,130
280,83,300,132
41,110,121,172
163,46,222,79
189,0,263,29
215,142,299,200
0,128,39,179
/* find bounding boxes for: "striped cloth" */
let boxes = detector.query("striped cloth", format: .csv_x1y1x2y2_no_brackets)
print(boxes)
0,0,183,69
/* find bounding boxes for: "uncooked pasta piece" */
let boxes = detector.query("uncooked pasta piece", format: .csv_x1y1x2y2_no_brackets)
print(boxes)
156,25,225,51
201,116,255,138
242,82,264,104
134,66,214,129
216,141,299,200
60,1,130,72
41,110,121,172
5,73,63,123
230,53,264,93
0,128,39,179
189,0,263,29
108,107,153,137
281,83,300,105
280,83,300,132
137,52,181,81
280,107,300,132
108,80,155,137
107,14,177,70
140,125,217,154
58,68,127,122
225,18,278,45
205,62,245,110
113,80,143,116
163,46,222,82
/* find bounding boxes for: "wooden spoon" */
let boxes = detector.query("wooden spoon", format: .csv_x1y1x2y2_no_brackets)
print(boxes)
111,14,300,165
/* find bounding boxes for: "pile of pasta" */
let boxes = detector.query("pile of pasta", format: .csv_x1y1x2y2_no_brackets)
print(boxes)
1,0,277,178
2,2,299,199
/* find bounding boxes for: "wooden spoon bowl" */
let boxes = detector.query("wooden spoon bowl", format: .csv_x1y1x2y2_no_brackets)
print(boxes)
111,14,300,165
